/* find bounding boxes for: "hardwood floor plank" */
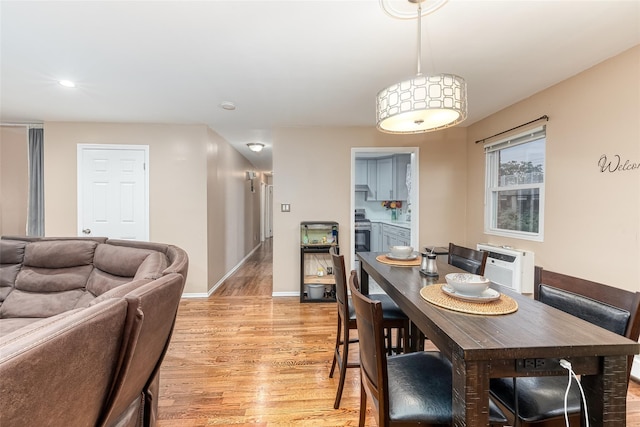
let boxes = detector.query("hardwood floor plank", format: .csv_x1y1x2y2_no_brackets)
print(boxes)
158,239,640,426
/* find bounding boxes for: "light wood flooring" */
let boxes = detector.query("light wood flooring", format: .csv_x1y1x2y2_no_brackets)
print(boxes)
157,239,640,426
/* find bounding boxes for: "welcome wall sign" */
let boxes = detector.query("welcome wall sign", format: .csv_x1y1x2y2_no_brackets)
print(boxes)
598,154,639,173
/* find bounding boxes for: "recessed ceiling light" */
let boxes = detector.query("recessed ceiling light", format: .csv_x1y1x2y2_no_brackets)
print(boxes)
220,101,236,111
247,143,265,152
59,80,76,88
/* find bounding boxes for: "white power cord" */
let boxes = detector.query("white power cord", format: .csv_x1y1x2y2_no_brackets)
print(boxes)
559,359,589,427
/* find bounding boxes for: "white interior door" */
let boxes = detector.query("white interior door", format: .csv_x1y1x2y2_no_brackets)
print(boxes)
77,144,149,240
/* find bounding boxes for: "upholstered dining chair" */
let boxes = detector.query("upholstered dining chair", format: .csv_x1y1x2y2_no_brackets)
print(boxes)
328,248,410,409
348,270,508,426
490,266,640,427
448,242,488,275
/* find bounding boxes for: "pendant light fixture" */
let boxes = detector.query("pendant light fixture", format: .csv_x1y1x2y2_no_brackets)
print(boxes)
376,0,467,134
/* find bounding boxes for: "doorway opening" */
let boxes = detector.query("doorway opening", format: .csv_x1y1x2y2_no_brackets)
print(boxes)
350,147,419,272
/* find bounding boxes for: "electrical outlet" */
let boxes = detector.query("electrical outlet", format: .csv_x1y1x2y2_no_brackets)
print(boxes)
516,358,560,372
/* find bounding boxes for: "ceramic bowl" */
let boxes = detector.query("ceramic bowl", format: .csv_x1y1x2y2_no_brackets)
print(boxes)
445,273,490,296
389,245,413,258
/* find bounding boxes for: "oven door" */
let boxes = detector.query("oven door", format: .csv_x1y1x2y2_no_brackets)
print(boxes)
354,229,370,252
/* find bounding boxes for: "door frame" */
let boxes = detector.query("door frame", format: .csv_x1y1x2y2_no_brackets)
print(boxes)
77,144,150,240
351,147,420,271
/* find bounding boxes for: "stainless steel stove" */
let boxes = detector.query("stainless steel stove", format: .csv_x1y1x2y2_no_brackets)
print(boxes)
354,209,371,252
354,209,371,231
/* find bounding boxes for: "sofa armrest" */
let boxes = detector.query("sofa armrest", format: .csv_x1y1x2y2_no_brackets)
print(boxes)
0,298,128,427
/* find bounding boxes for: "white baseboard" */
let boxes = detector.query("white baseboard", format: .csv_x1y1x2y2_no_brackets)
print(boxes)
181,243,262,298
272,292,300,297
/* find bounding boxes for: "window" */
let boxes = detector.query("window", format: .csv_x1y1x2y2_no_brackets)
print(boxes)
484,126,545,241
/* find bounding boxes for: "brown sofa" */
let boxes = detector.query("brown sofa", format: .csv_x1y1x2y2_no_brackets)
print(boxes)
0,236,189,427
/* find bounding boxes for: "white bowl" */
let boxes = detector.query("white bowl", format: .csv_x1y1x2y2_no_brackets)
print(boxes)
445,273,490,296
389,245,413,258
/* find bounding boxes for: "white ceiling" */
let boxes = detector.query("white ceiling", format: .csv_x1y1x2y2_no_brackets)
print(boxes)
1,1,639,172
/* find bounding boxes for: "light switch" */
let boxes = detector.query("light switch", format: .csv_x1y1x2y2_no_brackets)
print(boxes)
281,203,291,212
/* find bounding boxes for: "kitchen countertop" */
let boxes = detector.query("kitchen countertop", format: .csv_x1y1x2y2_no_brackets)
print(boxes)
370,220,411,229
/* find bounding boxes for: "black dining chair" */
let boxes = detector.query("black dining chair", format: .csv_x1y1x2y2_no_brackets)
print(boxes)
348,270,508,426
489,266,640,427
448,242,488,275
328,248,410,409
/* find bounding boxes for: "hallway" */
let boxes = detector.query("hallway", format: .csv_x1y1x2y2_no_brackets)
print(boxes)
212,239,274,297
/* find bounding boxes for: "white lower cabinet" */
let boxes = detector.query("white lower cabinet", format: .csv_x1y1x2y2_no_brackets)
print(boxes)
381,223,410,250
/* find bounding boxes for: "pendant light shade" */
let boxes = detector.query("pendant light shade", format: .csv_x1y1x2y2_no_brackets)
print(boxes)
376,0,467,133
376,73,466,133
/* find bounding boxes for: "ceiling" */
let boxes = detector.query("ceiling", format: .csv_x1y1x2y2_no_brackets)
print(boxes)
1,1,639,172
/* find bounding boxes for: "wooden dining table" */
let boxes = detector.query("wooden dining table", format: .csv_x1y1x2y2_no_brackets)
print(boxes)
357,251,640,427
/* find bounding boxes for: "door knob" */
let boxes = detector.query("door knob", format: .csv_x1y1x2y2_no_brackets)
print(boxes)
82,228,91,235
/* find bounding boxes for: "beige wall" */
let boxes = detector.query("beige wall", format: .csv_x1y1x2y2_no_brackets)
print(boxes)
271,126,468,294
41,122,259,295
0,126,29,236
465,45,640,291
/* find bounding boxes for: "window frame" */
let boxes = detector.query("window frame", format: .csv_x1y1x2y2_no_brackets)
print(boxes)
484,126,546,242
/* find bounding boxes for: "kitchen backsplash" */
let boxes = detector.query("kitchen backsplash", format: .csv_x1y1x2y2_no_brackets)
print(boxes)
355,192,410,221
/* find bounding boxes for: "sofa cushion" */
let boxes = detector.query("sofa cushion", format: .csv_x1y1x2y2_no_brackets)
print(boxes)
23,239,97,268
0,317,40,337
93,243,157,277
87,245,168,297
86,268,136,297
0,239,26,264
0,288,87,318
86,278,152,308
0,240,26,306
15,265,94,292
133,252,168,280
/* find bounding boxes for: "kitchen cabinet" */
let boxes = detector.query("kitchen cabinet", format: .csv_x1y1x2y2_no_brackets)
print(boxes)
370,222,382,252
355,159,367,185
367,159,377,196
382,223,411,249
376,157,393,201
360,154,410,201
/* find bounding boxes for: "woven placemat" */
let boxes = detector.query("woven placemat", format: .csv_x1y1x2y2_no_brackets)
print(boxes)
420,284,518,315
376,254,421,267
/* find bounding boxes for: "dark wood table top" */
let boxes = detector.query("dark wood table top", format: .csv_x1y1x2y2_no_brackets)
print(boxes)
358,251,639,368
358,251,640,426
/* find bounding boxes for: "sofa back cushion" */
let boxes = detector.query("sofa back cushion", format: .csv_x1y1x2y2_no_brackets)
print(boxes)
87,244,168,297
0,240,26,306
0,240,98,318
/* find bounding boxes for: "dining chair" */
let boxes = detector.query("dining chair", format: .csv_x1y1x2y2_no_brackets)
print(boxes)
448,242,488,275
348,270,508,426
489,266,640,427
328,248,410,409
